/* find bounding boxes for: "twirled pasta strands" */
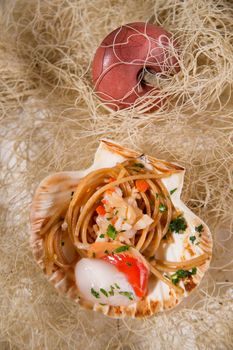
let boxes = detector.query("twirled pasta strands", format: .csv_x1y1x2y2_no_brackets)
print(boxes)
42,160,209,294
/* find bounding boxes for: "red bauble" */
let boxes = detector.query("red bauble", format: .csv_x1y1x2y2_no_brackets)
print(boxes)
92,22,179,111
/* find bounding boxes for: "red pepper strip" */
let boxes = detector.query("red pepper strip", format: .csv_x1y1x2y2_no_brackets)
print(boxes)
101,253,149,298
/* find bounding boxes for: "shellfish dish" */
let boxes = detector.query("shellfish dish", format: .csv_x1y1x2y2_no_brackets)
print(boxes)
30,140,212,318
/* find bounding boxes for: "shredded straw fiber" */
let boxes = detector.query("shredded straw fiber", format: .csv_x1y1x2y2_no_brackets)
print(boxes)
0,0,233,349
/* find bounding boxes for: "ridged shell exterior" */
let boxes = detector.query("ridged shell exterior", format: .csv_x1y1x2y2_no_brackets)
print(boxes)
30,139,212,318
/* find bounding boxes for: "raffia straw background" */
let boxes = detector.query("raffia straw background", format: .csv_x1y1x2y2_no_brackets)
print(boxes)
0,0,233,349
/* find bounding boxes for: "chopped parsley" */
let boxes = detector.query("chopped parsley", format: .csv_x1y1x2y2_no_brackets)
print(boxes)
99,234,105,238
91,285,136,301
108,285,115,296
191,267,197,274
171,268,197,285
176,269,192,278
170,188,177,195
189,236,196,243
134,162,144,168
104,249,109,254
159,204,167,212
156,193,159,199
119,291,134,300
171,276,179,285
169,216,187,233
113,245,129,253
100,288,108,297
195,224,204,233
106,224,117,240
126,262,132,266
91,288,100,299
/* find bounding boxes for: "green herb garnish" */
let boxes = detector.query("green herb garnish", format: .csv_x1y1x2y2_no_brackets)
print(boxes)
108,285,115,296
171,268,197,285
114,283,120,289
99,234,105,238
195,224,204,233
191,267,197,275
119,291,134,300
156,193,159,199
126,262,132,266
100,288,108,297
170,188,177,195
106,224,117,240
159,204,167,212
104,249,109,254
113,245,129,253
169,216,187,233
189,236,196,243
171,276,179,285
91,288,100,299
134,162,144,168
176,270,192,278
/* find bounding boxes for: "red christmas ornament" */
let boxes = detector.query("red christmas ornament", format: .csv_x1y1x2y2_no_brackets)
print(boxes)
92,22,180,111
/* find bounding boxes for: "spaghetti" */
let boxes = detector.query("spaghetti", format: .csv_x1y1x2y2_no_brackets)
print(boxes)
42,159,210,295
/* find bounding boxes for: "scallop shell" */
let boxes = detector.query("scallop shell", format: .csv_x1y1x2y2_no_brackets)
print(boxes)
30,139,212,318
